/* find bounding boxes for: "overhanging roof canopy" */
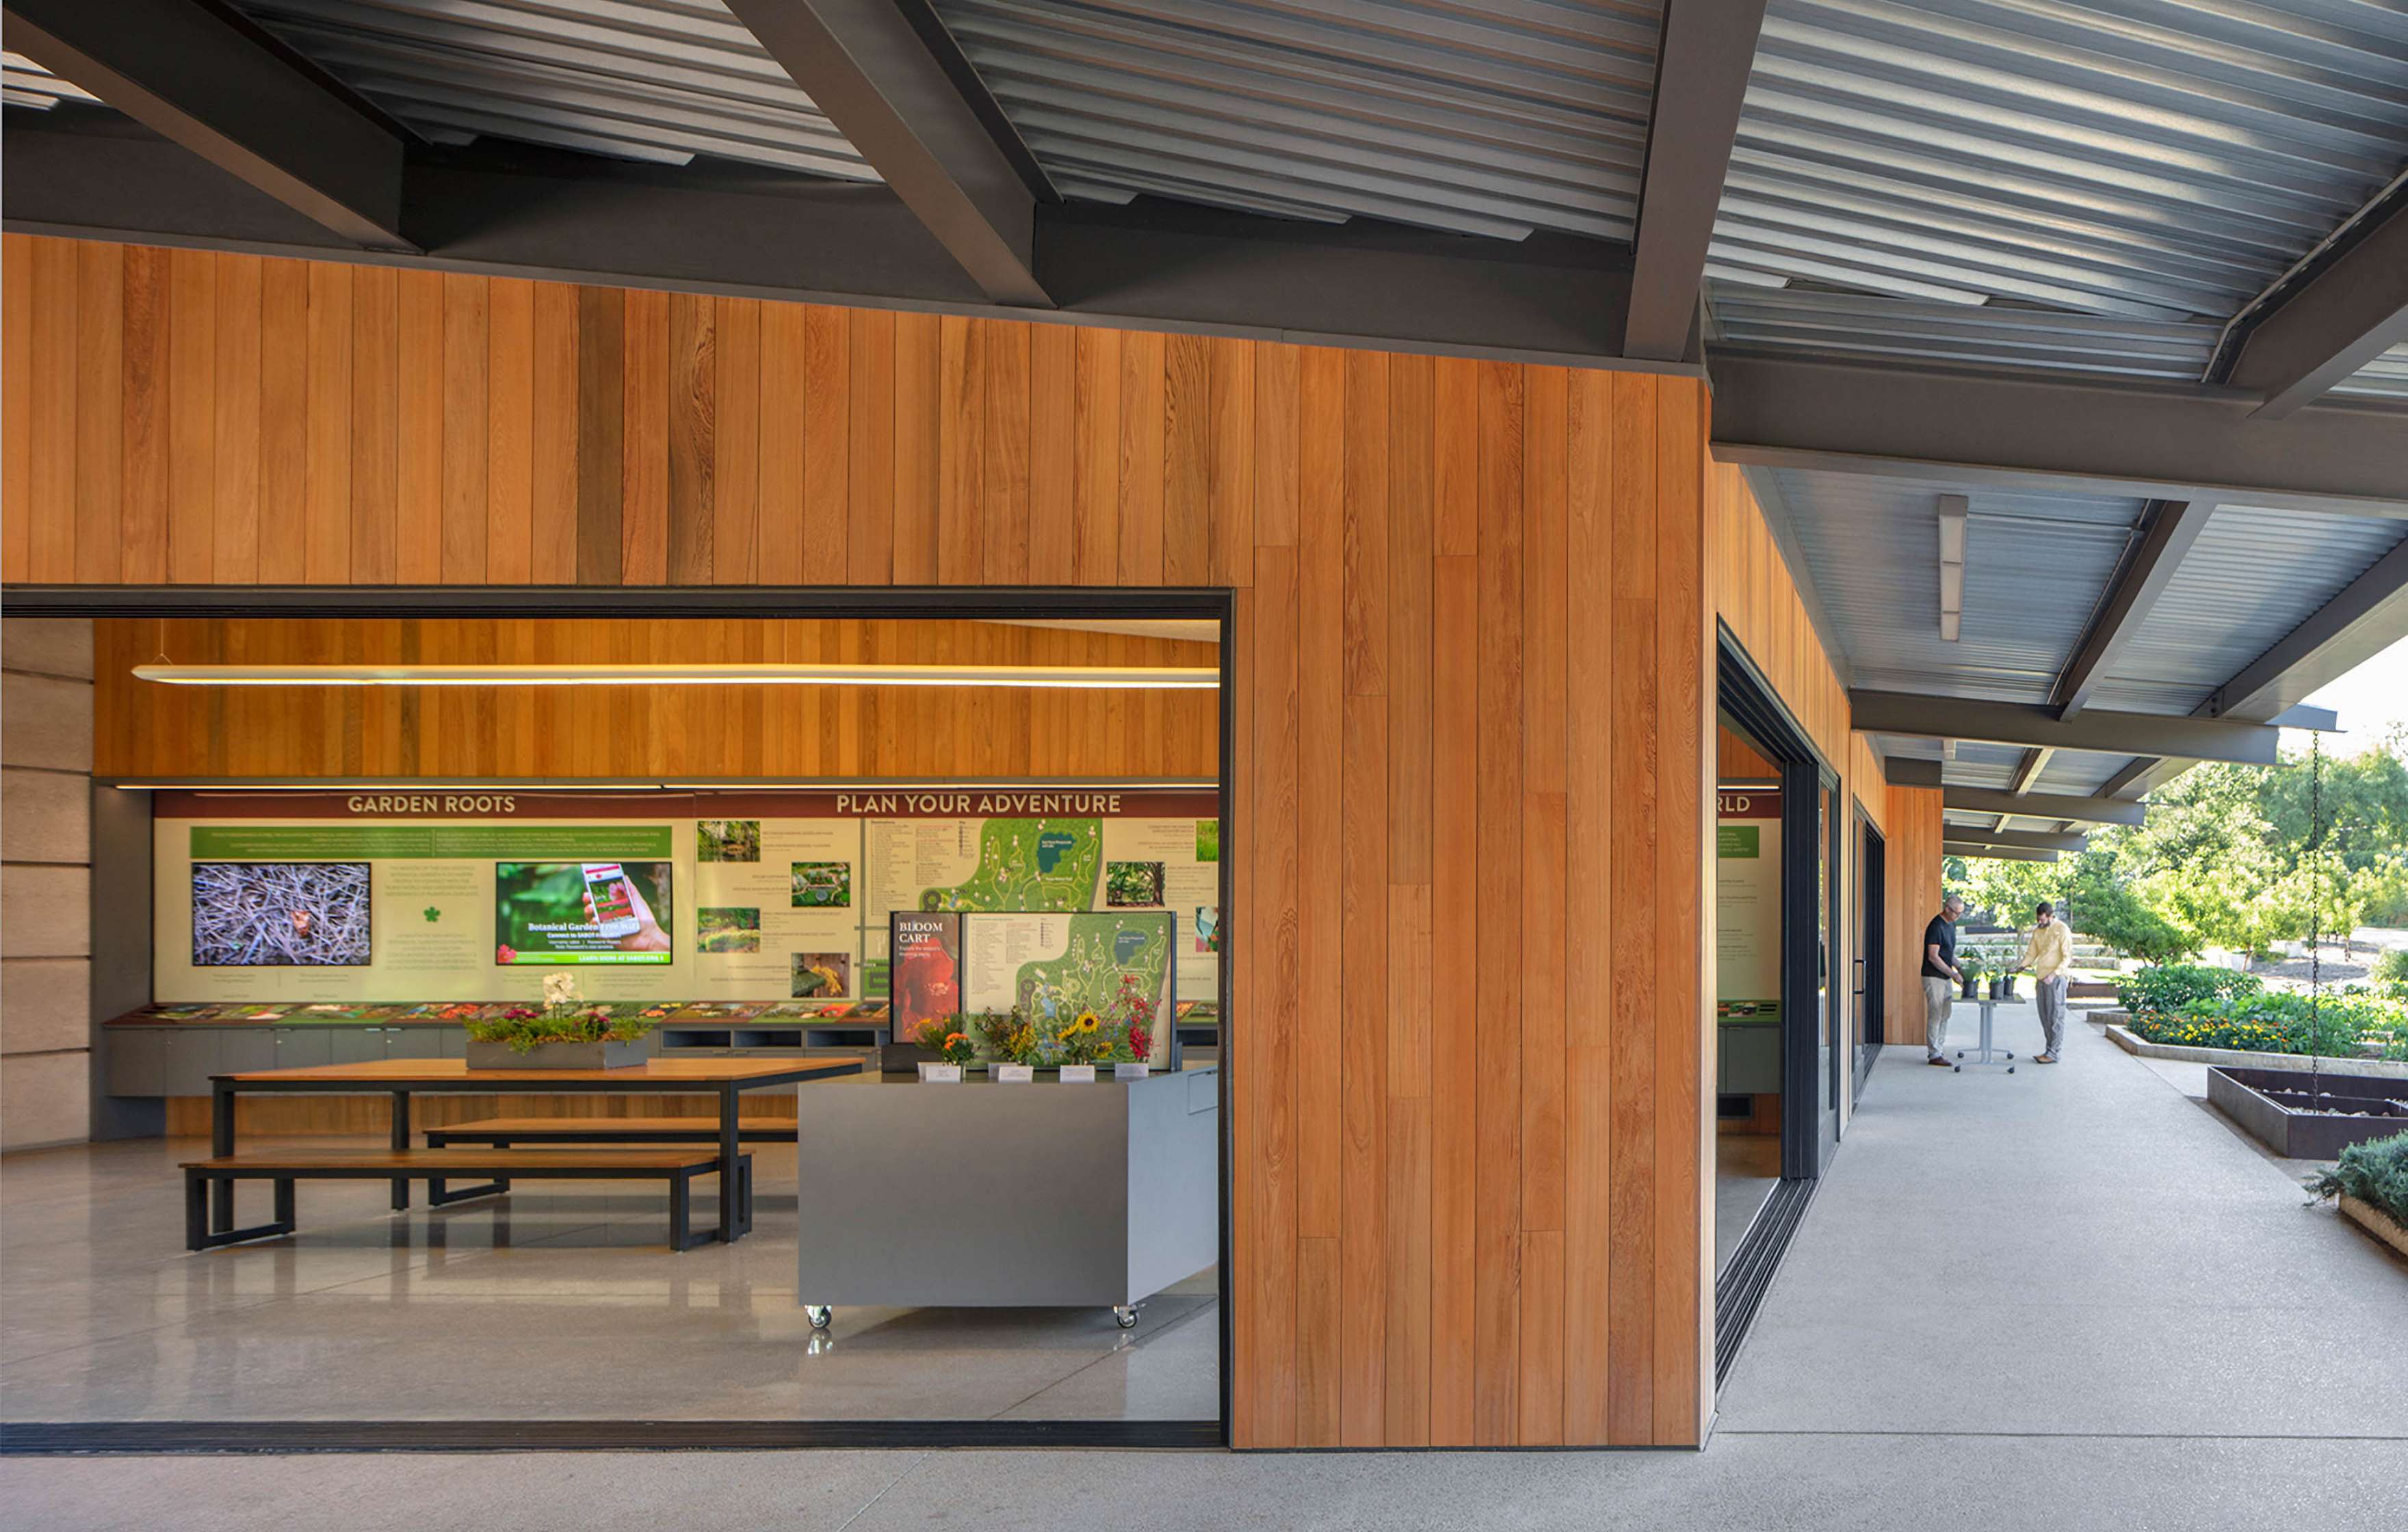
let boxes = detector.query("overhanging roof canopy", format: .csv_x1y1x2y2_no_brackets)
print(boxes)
4,0,2405,821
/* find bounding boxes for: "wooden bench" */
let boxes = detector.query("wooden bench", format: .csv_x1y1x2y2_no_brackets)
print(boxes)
425,1115,791,1148
182,1148,750,1254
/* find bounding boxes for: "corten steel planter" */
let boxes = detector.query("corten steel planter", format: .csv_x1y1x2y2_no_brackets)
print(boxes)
2206,1066,2408,1159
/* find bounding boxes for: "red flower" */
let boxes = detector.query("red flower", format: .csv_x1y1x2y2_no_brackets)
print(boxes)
497,945,517,964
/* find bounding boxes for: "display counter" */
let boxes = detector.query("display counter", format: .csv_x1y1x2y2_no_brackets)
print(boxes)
796,1064,1219,1327
101,1002,893,1098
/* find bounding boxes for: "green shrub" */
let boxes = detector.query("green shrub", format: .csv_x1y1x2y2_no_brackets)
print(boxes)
2373,948,2408,984
2125,990,2407,1060
2309,1130,2408,1228
464,1006,655,1055
2117,964,2262,1011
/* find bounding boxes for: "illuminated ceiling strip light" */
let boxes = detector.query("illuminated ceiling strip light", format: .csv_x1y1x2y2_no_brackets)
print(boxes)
131,663,1220,690
1937,493,1967,644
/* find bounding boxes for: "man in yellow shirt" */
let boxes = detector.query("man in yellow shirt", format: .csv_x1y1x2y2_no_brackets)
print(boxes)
2020,901,2074,1064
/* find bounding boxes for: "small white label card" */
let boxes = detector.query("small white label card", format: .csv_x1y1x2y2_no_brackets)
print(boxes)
1057,1064,1097,1084
995,1064,1035,1083
1114,1062,1151,1081
918,1063,963,1083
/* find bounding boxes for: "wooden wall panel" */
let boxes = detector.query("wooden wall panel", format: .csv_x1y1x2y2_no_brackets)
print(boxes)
1886,783,1946,1055
9,236,1725,1450
92,618,1220,780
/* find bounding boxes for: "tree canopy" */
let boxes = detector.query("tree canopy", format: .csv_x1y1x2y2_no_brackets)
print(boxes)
1945,729,2408,958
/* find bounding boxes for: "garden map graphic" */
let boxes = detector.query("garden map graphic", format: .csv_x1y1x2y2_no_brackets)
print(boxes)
919,819,1101,911
1010,913,1170,1025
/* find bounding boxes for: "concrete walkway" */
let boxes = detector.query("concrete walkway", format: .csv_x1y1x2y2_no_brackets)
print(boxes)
6,1003,2404,1531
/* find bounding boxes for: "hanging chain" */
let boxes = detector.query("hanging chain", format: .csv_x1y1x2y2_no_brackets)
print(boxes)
2309,731,2323,1102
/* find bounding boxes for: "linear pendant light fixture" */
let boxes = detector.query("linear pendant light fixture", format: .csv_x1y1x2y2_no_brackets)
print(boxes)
131,662,1220,690
1937,493,1967,644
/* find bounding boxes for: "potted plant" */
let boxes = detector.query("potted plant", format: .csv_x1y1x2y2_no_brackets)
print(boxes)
465,976,653,1069
1055,1009,1109,1083
1958,951,1985,1001
912,1016,973,1081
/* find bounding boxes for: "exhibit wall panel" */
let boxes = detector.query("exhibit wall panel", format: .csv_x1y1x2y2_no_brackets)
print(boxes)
90,618,1220,780
2,235,1712,1449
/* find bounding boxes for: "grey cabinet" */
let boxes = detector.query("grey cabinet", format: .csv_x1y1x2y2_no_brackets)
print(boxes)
161,1029,222,1095
384,1027,448,1060
107,1028,223,1095
325,1027,387,1066
218,1028,278,1074
269,1027,334,1069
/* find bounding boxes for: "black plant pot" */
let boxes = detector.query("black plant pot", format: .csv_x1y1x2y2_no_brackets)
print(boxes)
1961,975,1980,1000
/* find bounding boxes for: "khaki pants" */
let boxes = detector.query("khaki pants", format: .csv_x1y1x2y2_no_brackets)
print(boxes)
1922,976,1954,1059
2035,975,2069,1057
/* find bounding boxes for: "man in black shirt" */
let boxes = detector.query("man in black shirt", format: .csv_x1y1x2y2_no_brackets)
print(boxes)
1921,895,1965,1065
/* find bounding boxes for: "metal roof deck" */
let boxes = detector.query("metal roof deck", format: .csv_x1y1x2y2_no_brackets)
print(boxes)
931,0,1661,240
229,0,878,179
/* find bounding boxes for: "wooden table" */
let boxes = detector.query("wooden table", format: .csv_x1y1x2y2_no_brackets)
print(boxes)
205,1057,862,1243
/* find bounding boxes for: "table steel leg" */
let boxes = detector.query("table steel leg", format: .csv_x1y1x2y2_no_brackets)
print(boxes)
718,1085,740,1243
390,1089,412,1211
210,1081,235,1232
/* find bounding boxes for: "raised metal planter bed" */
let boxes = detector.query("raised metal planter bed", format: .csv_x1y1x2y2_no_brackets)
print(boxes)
2206,1066,2408,1159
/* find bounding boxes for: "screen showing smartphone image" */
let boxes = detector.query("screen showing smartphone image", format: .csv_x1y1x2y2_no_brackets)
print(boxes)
583,862,641,937
495,860,675,966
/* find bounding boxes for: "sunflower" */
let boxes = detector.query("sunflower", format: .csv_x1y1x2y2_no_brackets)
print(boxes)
1075,1011,1101,1034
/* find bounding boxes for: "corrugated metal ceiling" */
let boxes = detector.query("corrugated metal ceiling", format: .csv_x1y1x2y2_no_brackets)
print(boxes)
2333,341,2408,401
2087,502,2408,716
1768,467,2144,703
1706,280,2220,381
931,0,1660,241
1,51,100,111
229,0,878,180
1714,0,2408,321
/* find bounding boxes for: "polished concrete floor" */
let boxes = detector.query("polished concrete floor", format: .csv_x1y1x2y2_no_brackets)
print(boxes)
0,1137,1217,1423
5,1004,2405,1529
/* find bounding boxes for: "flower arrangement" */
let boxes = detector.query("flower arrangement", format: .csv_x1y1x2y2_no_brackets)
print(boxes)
465,1003,653,1056
1056,1009,1110,1066
913,1014,977,1067
1106,973,1157,1064
974,1005,1042,1066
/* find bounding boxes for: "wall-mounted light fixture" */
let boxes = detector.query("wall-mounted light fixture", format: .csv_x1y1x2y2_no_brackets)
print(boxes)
1937,494,1967,643
131,662,1220,690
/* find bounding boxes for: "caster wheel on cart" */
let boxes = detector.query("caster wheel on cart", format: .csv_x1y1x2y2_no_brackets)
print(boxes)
805,1305,833,1331
2007,1067,2015,1074
1112,1305,1139,1330
1952,1066,1961,1073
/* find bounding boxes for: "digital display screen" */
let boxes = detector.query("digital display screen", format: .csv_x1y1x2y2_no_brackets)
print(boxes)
191,862,373,966
495,860,676,965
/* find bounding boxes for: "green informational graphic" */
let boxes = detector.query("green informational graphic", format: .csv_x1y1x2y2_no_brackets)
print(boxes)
1717,825,1761,858
919,818,1101,911
192,825,672,860
1195,819,1219,862
790,861,852,908
1011,912,1170,1027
